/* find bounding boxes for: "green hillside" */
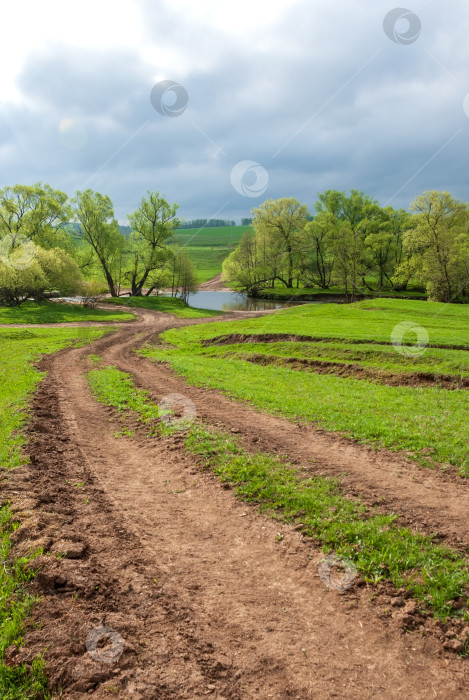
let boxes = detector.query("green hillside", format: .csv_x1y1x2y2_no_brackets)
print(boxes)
172,225,252,283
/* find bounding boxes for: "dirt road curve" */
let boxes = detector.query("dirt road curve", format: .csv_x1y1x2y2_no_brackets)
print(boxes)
4,308,469,699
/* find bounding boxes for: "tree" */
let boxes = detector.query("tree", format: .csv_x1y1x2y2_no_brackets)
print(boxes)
222,231,264,294
0,183,71,251
329,223,364,301
125,192,179,296
400,191,469,302
313,190,377,290
0,247,82,306
251,198,309,288
169,248,197,301
73,190,124,297
301,213,335,288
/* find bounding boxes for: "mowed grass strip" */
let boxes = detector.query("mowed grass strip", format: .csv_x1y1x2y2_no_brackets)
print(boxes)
0,326,111,698
104,295,220,318
139,299,469,475
0,300,134,324
86,364,469,622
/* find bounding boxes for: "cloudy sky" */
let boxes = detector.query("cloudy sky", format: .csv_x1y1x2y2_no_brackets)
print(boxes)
1,0,469,223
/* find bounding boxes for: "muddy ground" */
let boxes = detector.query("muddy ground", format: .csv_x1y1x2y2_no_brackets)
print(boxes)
2,307,469,699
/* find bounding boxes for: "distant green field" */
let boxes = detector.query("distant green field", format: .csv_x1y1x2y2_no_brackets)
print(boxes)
172,225,251,283
173,225,251,247
140,298,469,475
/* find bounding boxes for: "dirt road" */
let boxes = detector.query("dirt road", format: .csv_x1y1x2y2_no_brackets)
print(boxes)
4,308,469,698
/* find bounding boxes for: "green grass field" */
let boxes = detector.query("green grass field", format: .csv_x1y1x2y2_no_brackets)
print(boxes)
87,362,469,623
0,325,112,698
104,296,221,318
139,298,469,475
172,225,251,283
0,301,134,325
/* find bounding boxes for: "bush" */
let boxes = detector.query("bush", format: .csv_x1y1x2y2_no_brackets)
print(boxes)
0,247,83,306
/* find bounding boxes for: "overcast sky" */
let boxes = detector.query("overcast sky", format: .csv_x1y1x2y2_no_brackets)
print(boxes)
1,0,469,223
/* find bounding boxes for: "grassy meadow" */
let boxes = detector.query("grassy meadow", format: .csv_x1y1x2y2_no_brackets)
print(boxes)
0,301,134,325
140,298,469,475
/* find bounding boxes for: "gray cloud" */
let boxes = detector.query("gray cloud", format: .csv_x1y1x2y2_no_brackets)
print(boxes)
1,0,469,223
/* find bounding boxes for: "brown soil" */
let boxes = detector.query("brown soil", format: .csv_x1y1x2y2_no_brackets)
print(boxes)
3,308,469,699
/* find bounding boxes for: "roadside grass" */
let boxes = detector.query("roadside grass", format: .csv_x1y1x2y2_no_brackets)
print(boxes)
103,296,221,318
86,363,469,622
0,509,48,699
138,299,469,475
0,300,133,325
0,326,112,697
88,364,160,434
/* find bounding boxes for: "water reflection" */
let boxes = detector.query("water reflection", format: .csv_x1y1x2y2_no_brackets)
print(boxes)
184,291,300,312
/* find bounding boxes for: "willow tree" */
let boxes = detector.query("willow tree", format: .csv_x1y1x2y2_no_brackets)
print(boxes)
401,191,469,302
73,189,124,297
251,197,309,288
126,192,179,296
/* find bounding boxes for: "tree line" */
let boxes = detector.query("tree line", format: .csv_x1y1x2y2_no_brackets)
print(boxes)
0,184,196,306
177,218,236,229
222,190,469,302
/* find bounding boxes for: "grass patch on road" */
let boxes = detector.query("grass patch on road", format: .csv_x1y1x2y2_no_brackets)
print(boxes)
0,325,112,697
139,298,469,475
87,363,469,622
0,300,133,325
104,295,220,318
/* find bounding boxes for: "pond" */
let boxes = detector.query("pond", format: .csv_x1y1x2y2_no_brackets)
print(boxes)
184,291,303,312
